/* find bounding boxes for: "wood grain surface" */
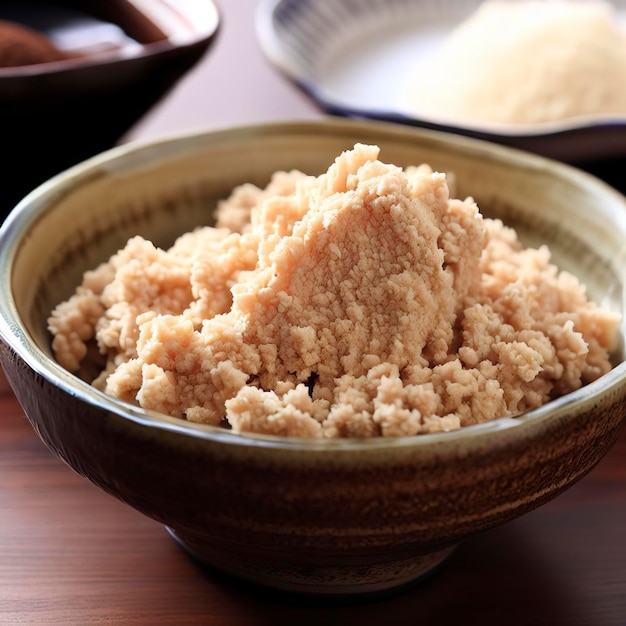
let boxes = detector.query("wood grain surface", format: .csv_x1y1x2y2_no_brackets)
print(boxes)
2,387,626,626
2,1,626,624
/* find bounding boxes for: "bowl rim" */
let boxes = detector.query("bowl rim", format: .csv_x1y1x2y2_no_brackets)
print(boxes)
1,117,626,452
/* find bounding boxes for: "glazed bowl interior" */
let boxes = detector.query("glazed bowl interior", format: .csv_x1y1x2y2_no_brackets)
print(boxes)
7,119,626,398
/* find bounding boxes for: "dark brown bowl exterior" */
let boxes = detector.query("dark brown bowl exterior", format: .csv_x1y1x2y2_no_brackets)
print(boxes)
1,119,625,595
2,342,624,594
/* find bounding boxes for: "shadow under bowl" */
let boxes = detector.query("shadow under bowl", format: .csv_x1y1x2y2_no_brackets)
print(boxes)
0,118,625,596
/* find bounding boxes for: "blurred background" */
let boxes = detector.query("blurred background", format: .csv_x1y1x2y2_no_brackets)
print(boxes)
2,0,625,221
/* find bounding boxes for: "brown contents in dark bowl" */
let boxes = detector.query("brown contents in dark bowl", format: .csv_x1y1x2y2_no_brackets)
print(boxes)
0,20,67,67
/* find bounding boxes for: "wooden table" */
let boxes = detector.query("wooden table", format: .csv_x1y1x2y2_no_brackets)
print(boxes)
2,2,626,624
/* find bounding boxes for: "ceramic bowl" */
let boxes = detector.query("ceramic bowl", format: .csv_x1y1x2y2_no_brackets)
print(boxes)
256,0,626,162
1,119,625,597
0,0,220,218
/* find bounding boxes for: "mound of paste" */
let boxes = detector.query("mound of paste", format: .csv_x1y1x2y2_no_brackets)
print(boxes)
49,144,620,437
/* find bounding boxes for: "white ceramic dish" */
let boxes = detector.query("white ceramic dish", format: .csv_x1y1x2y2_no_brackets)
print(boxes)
256,0,626,162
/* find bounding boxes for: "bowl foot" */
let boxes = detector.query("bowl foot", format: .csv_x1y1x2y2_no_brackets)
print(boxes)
166,526,457,597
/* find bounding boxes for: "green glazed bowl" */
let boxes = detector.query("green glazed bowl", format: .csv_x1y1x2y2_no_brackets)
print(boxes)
1,118,625,596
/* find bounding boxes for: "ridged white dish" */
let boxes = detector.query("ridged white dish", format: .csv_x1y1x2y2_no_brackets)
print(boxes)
256,0,626,162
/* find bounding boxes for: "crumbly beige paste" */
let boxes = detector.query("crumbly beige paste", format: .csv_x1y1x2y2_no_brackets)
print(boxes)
48,144,620,437
402,0,626,126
